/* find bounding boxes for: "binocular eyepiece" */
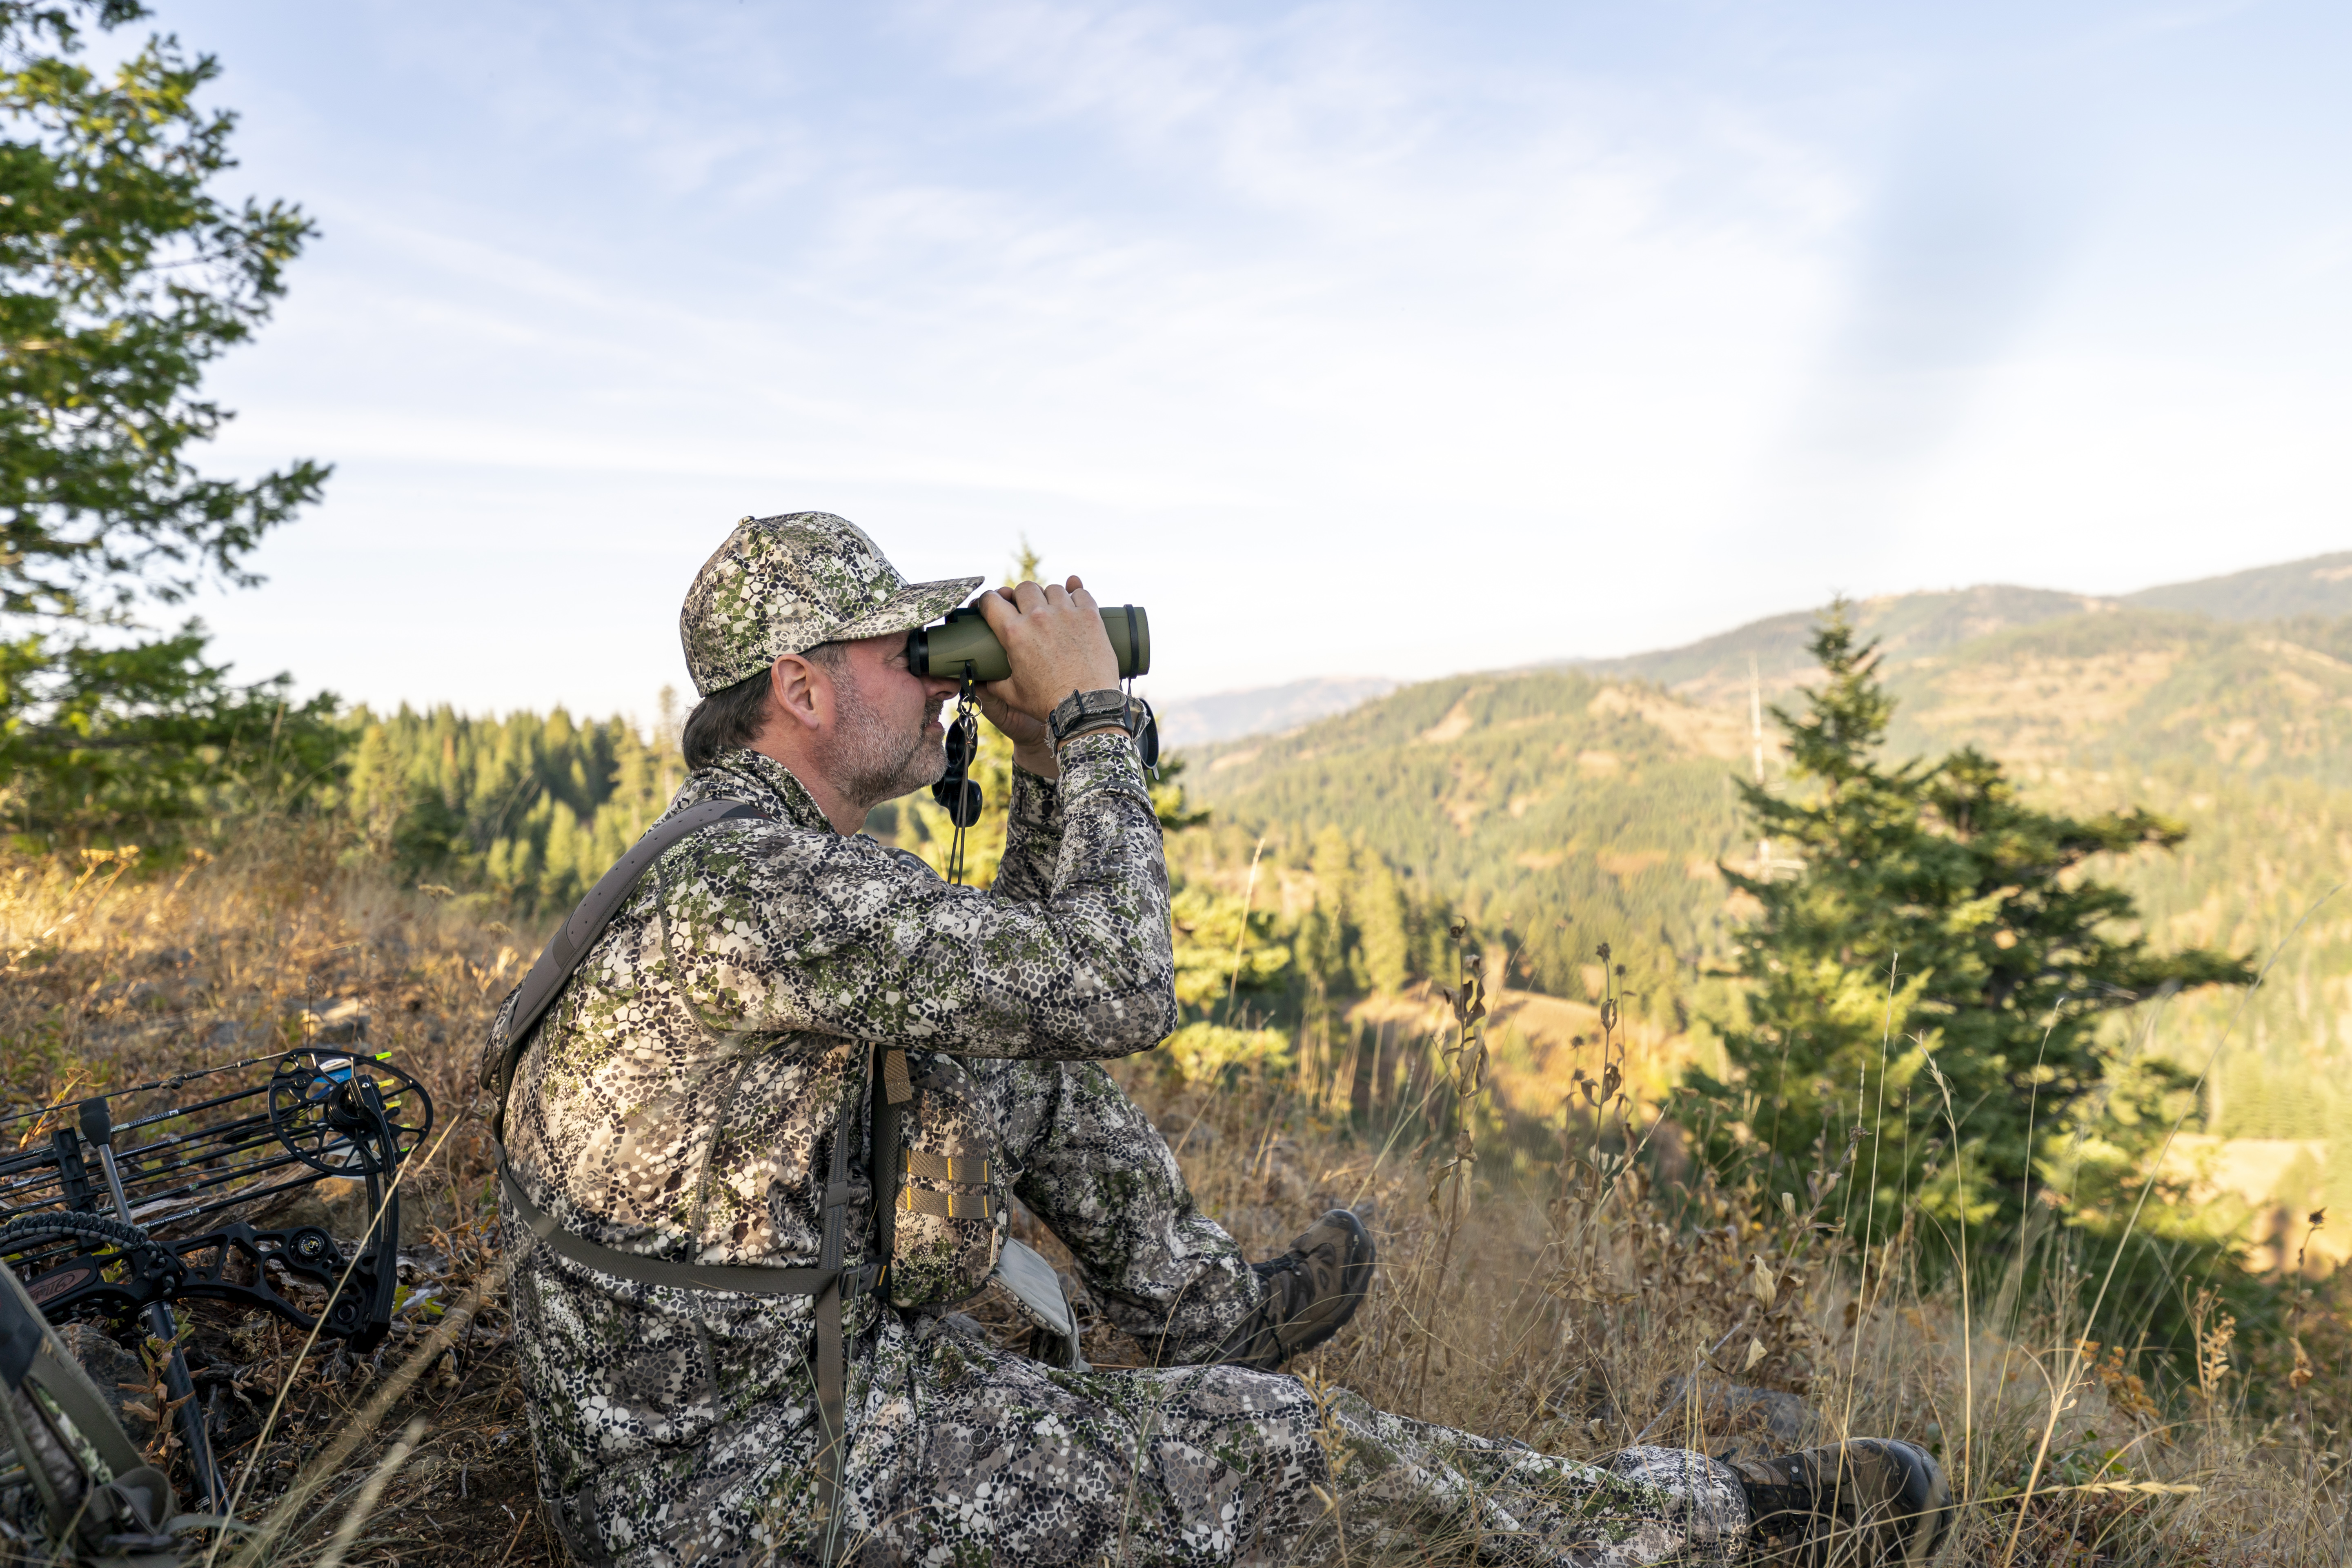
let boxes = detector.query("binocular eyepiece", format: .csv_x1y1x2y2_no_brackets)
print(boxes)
906,604,1150,684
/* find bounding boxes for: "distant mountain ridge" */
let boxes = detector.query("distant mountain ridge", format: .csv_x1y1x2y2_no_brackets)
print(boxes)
1165,550,2352,750
1571,584,2113,706
1571,550,2352,708
1151,676,1399,748
2125,550,2352,620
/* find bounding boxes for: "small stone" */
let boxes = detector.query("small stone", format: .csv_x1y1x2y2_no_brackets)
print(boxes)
291,998,371,1045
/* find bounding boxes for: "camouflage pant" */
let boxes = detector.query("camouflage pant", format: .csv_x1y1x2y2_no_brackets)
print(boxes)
509,1059,1751,1566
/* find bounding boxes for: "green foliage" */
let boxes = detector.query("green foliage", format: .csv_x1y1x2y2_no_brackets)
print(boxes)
1,0,324,618
0,1,329,847
1184,668,1747,1027
1157,1021,1292,1086
340,705,681,912
1692,604,2253,1260
1289,825,1416,996
0,619,338,846
1877,609,2352,1145
1169,883,1289,1012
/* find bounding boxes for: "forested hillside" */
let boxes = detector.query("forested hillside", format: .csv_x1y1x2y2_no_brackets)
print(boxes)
1177,669,1752,1032
1184,562,2352,1177
336,702,683,911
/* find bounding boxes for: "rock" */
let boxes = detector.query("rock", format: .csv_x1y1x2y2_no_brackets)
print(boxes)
291,998,370,1045
207,1020,247,1048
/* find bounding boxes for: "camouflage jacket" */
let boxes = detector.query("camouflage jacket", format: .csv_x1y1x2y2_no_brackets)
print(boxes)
491,733,1175,1339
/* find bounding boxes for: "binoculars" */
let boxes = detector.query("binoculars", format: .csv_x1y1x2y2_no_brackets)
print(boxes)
906,604,1150,684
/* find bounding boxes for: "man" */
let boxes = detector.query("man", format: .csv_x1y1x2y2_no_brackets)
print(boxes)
490,512,1949,1566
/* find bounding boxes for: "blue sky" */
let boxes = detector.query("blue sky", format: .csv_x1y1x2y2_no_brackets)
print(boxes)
144,0,2352,721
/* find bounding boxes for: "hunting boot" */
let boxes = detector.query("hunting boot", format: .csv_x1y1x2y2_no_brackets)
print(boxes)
1728,1439,1950,1566
1212,1209,1375,1370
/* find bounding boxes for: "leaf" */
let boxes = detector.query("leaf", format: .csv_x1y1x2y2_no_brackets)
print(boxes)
1744,1339,1768,1372
1747,1254,1777,1308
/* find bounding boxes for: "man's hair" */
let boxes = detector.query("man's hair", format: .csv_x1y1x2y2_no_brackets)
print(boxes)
680,643,848,769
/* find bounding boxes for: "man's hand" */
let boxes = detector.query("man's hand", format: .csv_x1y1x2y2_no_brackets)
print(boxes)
974,576,1119,776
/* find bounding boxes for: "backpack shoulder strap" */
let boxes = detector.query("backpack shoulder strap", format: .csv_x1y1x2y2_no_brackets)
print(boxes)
487,798,772,1138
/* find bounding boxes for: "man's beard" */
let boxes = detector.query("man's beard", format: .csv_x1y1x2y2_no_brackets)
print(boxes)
827,669,948,811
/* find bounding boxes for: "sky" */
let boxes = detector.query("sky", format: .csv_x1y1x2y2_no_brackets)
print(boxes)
114,0,2352,722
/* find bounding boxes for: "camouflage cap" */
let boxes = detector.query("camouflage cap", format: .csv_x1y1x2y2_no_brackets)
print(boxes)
680,512,984,696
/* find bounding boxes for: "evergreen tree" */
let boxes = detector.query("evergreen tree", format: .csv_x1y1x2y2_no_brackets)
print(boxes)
1695,604,2251,1254
0,1,330,847
341,705,681,910
1352,850,1410,994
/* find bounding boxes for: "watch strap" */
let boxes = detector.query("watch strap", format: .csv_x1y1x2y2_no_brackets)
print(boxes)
1049,688,1137,746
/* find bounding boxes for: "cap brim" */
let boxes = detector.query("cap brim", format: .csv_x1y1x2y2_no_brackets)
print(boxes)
825,574,985,646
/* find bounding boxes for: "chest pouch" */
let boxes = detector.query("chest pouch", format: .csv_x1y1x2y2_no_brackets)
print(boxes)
872,1048,1007,1310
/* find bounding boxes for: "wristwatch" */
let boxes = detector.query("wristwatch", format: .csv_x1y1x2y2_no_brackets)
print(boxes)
1049,688,1146,747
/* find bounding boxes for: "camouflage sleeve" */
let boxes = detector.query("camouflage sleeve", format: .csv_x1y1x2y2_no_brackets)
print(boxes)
652,731,1175,1059
988,762,1064,904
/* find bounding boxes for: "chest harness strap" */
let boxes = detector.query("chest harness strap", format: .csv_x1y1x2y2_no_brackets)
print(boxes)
483,798,877,1565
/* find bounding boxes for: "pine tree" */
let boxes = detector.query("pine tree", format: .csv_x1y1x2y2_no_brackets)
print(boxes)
1353,850,1410,994
0,1,331,847
1696,604,2252,1253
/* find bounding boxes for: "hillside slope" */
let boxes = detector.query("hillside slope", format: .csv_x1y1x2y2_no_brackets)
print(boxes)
1153,676,1400,748
1189,667,1757,1029
1573,583,2113,707
1185,599,2352,1143
2124,550,2352,620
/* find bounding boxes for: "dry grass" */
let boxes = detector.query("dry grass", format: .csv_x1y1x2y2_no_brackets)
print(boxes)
1,834,551,1567
4,833,2348,1565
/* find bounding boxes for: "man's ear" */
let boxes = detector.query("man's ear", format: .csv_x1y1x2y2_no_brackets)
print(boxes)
768,653,830,733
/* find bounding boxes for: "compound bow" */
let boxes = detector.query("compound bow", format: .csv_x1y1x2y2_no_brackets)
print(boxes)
0,1048,433,1508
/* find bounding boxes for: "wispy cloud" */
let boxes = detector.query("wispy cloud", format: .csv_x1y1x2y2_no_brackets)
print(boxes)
172,0,2352,717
